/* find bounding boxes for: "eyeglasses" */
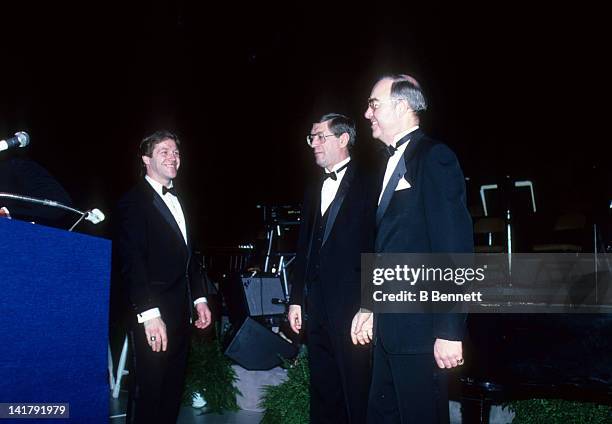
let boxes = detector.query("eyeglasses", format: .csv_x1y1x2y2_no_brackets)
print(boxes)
367,98,404,110
306,133,337,147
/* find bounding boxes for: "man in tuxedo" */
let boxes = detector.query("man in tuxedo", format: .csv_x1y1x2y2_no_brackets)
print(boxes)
351,75,473,423
114,130,212,424
288,113,374,423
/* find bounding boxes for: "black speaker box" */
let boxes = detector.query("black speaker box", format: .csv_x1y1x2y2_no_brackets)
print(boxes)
221,273,286,327
224,317,298,370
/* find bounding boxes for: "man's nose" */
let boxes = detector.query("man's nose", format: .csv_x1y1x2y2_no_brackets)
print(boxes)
310,137,323,147
364,107,373,119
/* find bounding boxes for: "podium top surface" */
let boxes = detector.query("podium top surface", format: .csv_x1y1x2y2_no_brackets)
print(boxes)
0,216,111,245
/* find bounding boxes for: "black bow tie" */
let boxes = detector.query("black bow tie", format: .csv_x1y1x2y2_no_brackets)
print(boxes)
384,135,411,157
323,162,349,181
162,185,178,196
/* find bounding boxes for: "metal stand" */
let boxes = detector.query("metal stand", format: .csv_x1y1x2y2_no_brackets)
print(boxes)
109,335,129,399
479,179,536,276
0,192,105,231
261,221,297,302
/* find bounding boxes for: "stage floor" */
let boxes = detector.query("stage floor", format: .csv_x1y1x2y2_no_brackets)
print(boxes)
109,388,263,424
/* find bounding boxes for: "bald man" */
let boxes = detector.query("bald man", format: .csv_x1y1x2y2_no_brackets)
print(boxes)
352,75,473,423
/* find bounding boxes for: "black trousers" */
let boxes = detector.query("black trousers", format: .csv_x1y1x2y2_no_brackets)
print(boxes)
126,324,190,424
306,298,372,424
367,341,449,424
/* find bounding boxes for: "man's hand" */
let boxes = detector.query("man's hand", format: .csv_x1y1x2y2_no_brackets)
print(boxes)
143,317,168,352
194,302,212,330
434,338,463,368
288,305,302,334
351,310,373,345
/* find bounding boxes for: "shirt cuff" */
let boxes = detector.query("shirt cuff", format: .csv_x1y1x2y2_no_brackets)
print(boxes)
137,307,161,323
193,297,208,306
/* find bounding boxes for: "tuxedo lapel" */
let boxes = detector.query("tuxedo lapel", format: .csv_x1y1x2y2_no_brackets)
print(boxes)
376,130,427,227
376,156,406,227
322,162,355,246
150,189,189,252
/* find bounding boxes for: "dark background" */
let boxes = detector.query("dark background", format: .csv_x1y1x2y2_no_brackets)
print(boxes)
1,2,609,248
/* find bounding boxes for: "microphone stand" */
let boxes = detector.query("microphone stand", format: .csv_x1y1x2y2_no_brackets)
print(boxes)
0,192,104,232
68,212,88,232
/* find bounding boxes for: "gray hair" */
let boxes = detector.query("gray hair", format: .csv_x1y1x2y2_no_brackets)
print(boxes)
317,113,356,148
380,74,428,112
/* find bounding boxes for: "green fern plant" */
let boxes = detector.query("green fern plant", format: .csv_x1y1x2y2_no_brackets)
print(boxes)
182,327,241,413
507,399,612,424
259,347,310,424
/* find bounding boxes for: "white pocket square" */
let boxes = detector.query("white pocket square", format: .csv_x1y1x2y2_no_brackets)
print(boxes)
395,177,412,191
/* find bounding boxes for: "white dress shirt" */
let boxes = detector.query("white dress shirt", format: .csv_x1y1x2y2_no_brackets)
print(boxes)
145,175,187,245
321,157,351,215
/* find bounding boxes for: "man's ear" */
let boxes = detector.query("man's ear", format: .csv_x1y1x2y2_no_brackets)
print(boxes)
395,99,409,116
339,132,350,148
142,155,150,166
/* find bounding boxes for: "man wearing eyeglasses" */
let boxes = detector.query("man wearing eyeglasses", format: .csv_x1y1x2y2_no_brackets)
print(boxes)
351,75,473,423
289,113,375,423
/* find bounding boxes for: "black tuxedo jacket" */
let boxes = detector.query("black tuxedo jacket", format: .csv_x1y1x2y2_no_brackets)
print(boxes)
114,179,206,332
375,129,473,354
290,160,377,334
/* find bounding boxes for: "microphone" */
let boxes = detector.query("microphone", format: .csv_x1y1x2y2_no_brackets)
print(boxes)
0,132,30,152
68,207,105,231
0,192,105,232
84,208,105,224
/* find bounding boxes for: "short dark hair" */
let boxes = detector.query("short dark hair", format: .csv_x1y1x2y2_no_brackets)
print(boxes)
139,130,181,158
317,113,356,147
379,74,428,112
138,130,181,175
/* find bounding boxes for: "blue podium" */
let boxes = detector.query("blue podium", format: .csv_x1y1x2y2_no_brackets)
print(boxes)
0,218,111,423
